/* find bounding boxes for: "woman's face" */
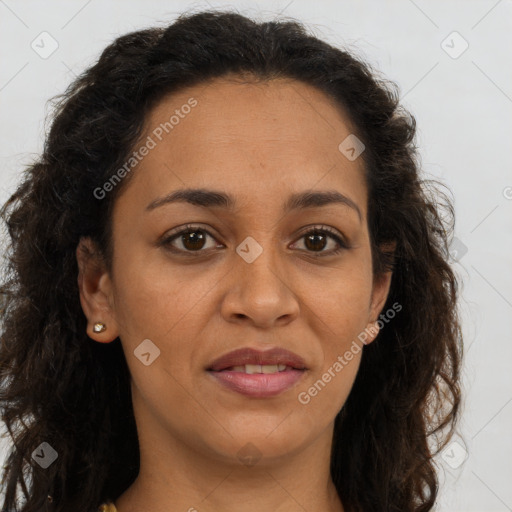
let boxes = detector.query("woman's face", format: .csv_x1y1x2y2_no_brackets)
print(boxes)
80,77,392,467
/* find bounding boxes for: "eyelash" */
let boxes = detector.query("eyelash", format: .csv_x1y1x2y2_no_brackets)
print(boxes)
160,224,349,257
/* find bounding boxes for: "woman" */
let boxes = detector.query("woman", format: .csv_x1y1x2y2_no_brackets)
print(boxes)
0,9,462,512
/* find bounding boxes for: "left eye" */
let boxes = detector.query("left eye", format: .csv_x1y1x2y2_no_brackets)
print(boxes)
291,227,347,254
161,225,347,255
162,225,220,253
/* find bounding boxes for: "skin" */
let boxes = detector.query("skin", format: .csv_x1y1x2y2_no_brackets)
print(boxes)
77,76,394,512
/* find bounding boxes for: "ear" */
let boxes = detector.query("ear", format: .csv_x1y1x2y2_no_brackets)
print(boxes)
76,237,119,343
365,241,396,345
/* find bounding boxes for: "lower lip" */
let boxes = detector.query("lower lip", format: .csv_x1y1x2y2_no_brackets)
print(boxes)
208,369,305,398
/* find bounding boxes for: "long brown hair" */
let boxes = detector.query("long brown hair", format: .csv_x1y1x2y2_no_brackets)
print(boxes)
0,10,462,511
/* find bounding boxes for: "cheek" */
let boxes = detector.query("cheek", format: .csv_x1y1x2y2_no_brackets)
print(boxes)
301,260,374,346
297,290,369,414
112,250,219,343
111,253,223,401
113,259,217,427
296,351,361,428
295,261,372,414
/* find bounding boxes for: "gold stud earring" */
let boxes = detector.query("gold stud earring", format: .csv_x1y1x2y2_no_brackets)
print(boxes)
93,322,107,333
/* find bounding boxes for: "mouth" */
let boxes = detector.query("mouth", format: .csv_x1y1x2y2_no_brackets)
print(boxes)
215,364,296,374
206,347,307,398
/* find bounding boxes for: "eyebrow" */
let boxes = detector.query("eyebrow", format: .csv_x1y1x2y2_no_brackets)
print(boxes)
145,188,362,222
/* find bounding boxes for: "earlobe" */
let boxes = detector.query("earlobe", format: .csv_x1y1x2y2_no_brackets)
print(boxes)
363,320,381,345
367,241,396,342
369,270,393,321
364,274,392,347
76,237,119,343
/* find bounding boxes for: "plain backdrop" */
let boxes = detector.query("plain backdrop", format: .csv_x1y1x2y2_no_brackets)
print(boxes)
0,1,511,510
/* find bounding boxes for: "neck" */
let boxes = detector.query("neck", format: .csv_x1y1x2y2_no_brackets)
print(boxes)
114,413,344,512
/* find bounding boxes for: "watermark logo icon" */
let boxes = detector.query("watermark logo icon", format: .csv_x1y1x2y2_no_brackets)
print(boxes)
236,236,263,263
31,32,59,59
237,442,262,467
338,134,365,161
134,339,161,366
32,442,58,469
448,237,468,262
441,440,468,469
441,31,469,59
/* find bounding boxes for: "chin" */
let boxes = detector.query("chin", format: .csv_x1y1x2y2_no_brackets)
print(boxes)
202,423,313,467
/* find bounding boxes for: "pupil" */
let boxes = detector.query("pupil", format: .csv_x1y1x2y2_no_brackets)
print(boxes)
305,232,326,251
183,231,205,250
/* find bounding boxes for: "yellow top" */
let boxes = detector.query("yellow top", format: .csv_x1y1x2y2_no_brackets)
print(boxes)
98,501,117,512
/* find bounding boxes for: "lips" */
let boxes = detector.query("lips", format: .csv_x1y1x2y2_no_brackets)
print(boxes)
207,347,307,372
206,347,307,398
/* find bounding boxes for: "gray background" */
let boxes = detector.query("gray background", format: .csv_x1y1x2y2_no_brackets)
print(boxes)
1,0,511,510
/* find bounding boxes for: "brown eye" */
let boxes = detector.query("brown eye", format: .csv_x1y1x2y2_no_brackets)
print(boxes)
304,231,328,252
162,225,220,254
180,230,207,251
292,226,348,255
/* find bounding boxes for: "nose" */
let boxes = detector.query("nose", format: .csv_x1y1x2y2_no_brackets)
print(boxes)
220,241,300,330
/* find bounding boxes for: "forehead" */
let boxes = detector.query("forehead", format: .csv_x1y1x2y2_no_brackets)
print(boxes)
120,76,368,217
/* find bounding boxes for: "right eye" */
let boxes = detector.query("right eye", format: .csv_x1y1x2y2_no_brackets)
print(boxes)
160,224,224,255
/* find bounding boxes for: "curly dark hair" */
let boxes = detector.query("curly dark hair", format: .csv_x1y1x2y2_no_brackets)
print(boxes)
0,9,463,512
